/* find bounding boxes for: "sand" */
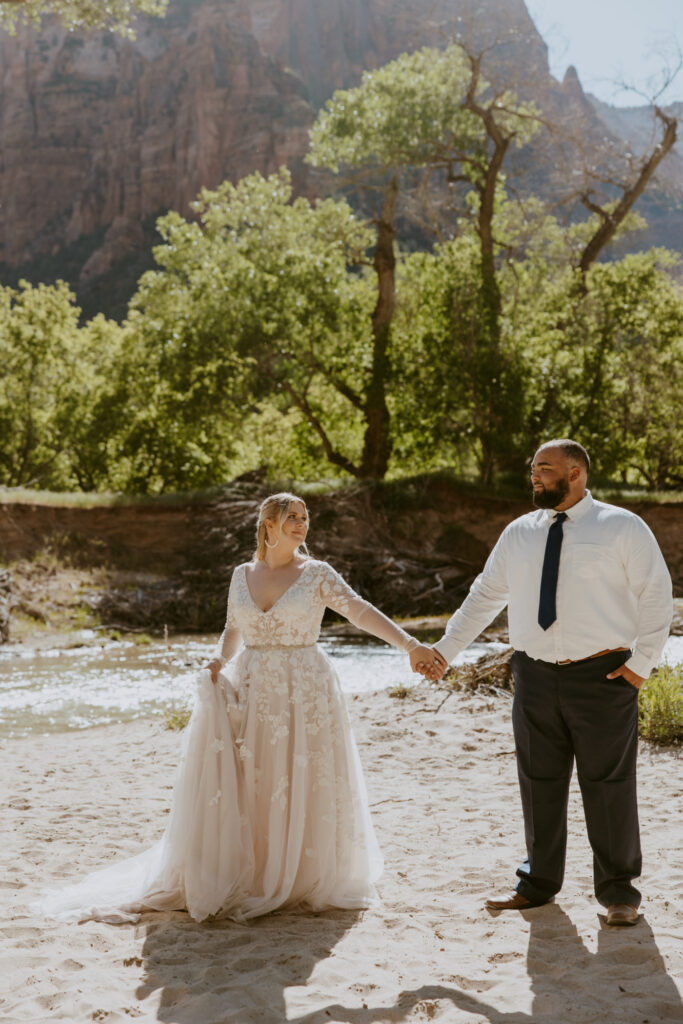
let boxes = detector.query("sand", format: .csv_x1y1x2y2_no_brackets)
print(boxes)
1,684,682,1024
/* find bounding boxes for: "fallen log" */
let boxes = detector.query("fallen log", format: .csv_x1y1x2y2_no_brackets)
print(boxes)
0,569,11,643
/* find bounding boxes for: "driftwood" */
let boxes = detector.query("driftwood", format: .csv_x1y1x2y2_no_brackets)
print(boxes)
445,648,514,692
431,648,514,712
0,569,11,643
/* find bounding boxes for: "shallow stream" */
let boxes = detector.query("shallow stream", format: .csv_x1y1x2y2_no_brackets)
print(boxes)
0,634,508,738
2,633,681,739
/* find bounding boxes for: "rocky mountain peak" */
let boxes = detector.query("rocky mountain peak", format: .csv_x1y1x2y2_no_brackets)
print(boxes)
1,0,681,318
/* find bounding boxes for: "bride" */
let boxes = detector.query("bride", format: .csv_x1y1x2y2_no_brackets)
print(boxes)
38,492,441,923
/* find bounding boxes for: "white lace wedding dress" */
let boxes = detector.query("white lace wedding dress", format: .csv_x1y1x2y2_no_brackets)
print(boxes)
38,559,416,923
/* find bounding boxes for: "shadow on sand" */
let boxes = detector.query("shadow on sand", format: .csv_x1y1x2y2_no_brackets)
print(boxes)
136,907,359,1024
137,904,683,1023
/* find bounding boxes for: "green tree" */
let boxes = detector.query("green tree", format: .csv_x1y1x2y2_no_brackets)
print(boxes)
509,247,683,488
0,0,166,36
390,235,494,477
308,42,541,481
0,280,124,487
53,314,132,491
124,169,378,490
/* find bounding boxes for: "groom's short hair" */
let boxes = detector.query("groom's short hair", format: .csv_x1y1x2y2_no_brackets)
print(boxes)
538,438,590,472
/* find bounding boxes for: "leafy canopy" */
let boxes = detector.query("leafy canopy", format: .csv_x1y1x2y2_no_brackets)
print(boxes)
308,42,540,184
0,0,167,37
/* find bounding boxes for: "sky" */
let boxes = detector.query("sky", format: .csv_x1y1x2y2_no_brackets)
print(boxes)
525,0,683,107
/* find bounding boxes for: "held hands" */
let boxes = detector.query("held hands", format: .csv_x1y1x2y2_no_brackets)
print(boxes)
409,644,449,681
606,664,646,689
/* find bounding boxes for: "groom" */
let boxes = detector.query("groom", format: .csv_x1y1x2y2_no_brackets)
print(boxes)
412,439,673,925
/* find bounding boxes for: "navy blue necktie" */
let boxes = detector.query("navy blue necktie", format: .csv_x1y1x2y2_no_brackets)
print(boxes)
538,512,568,631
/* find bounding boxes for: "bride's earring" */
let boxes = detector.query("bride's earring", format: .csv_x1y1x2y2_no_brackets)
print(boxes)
265,534,279,549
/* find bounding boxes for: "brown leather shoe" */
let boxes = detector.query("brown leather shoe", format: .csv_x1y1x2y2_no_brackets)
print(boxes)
606,903,639,926
485,891,548,911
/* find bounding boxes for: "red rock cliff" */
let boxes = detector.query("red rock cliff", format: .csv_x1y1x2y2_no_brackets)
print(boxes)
1,0,679,316
0,0,312,285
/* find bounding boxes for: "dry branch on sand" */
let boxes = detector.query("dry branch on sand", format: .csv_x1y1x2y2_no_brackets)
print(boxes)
444,648,514,693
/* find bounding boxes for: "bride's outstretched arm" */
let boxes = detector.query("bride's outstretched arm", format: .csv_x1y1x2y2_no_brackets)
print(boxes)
319,562,446,674
207,574,242,684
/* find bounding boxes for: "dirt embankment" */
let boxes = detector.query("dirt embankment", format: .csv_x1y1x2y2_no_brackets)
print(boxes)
1,480,681,637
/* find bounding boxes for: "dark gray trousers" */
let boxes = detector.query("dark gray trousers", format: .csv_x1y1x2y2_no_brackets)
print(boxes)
511,649,641,908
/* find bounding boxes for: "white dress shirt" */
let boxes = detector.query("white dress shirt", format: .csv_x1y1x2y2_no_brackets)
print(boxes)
433,491,673,678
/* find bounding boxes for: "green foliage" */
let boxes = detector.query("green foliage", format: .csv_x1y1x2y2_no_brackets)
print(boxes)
308,42,542,484
123,168,375,491
0,281,76,487
1,42,680,495
164,706,192,731
308,44,479,175
390,234,523,477
0,281,131,491
638,664,683,745
509,248,683,487
56,315,134,492
308,43,539,181
0,0,167,36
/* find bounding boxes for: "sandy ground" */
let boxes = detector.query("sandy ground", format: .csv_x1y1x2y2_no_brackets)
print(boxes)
1,685,682,1024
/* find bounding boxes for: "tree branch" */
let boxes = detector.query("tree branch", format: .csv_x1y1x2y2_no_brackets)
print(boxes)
280,381,362,477
578,106,678,277
304,356,365,411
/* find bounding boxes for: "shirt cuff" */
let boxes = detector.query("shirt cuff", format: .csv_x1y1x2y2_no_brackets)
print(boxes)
433,635,462,665
625,650,656,680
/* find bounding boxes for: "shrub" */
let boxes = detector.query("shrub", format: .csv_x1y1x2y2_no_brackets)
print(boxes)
389,684,413,700
164,707,192,731
639,664,683,746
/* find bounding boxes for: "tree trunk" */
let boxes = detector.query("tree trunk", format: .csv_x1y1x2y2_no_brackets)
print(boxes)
461,59,519,484
359,174,398,479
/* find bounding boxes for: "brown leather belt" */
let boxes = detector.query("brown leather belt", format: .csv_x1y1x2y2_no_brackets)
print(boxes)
556,647,629,665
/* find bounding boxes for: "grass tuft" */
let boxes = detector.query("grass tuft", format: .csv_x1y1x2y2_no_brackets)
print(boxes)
638,664,683,746
164,707,192,731
389,684,413,700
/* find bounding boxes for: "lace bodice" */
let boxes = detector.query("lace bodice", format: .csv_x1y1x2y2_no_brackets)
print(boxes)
216,559,416,661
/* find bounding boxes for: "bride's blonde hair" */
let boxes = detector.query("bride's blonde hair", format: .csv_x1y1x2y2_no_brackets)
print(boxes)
254,492,310,562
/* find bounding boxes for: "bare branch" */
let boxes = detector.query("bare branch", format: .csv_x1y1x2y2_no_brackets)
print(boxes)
579,106,678,276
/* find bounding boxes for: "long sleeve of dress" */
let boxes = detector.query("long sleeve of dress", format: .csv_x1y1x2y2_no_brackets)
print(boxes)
213,573,243,664
318,562,418,652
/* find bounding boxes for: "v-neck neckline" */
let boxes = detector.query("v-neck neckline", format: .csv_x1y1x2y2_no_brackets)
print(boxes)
243,560,309,615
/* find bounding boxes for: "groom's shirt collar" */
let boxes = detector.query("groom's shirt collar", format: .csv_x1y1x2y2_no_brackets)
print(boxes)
540,490,594,523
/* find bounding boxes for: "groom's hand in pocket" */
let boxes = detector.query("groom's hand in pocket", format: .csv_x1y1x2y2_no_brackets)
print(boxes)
606,664,645,689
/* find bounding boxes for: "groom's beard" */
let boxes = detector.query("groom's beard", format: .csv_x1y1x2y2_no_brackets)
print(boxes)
532,476,570,509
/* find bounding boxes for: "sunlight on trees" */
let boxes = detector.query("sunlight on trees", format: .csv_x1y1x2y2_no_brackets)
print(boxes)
0,40,681,494
0,0,167,36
